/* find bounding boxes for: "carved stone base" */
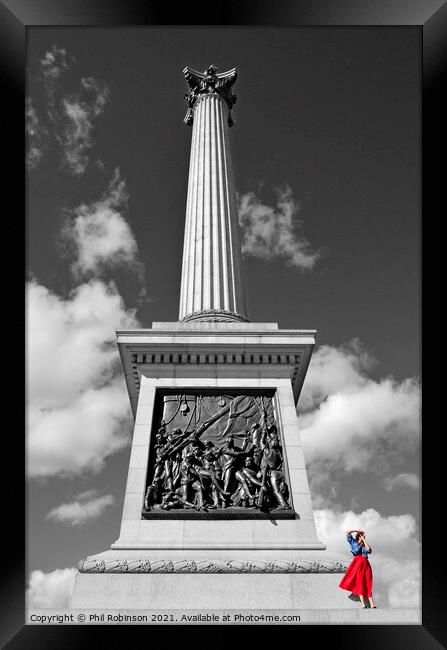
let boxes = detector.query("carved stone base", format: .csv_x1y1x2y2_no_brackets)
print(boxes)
79,557,348,574
68,549,359,610
70,569,356,610
75,548,347,573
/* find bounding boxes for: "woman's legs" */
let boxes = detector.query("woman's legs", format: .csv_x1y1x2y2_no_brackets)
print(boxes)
368,594,376,608
359,595,366,607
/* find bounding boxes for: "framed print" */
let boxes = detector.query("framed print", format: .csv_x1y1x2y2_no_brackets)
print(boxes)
3,0,443,645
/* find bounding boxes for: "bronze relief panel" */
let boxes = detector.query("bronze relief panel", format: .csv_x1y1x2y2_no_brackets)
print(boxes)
142,390,295,519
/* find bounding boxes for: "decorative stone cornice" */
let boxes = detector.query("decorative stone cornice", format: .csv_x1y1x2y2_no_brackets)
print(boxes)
79,558,349,574
131,352,301,365
183,65,237,127
129,350,302,393
116,327,316,415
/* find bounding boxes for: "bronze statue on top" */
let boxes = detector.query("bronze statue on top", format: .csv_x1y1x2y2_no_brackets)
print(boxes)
183,65,238,127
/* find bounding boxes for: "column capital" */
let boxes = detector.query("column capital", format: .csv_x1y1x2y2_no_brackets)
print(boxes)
183,64,237,127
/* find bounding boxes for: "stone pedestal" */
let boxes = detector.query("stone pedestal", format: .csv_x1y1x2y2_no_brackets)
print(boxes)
113,321,320,549
69,321,357,611
70,555,354,610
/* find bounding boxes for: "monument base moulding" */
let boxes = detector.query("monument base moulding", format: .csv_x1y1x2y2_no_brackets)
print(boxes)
70,552,354,610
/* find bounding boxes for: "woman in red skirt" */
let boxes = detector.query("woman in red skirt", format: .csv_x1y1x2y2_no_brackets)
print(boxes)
339,529,376,608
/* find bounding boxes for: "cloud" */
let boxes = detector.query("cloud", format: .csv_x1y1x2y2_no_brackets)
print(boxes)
46,491,114,526
27,45,109,175
56,77,109,176
301,378,420,472
314,507,420,607
74,488,100,501
298,338,375,412
40,45,71,80
384,473,420,491
27,278,139,478
25,98,46,169
238,186,320,270
27,568,77,609
299,340,421,474
315,507,417,550
60,168,143,278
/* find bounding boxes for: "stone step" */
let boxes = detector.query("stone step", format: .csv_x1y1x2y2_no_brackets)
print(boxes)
280,608,420,624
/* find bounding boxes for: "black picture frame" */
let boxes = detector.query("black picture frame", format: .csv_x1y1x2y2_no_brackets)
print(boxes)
7,0,442,646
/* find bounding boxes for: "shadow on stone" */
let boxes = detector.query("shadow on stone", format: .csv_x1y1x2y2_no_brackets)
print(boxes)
348,593,361,603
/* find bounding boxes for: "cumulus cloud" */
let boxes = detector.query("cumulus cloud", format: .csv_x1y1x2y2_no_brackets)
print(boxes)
384,473,420,491
315,507,417,549
61,168,142,278
27,45,109,175
28,279,135,407
27,568,77,609
299,340,421,474
46,490,114,526
298,338,376,412
315,507,421,608
238,186,320,270
301,378,420,472
27,278,138,477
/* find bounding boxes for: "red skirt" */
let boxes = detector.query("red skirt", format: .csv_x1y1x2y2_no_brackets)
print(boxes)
339,555,373,597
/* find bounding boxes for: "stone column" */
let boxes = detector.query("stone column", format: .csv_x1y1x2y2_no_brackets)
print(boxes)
179,66,248,323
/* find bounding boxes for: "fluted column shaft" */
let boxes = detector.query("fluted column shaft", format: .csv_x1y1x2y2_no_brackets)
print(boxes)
179,93,248,321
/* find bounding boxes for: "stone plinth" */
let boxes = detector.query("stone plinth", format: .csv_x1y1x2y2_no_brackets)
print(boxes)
70,573,353,610
111,321,320,552
68,321,335,610
70,549,355,610
70,550,419,619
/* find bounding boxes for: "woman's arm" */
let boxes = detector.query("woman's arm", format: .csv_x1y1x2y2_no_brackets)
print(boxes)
345,529,357,536
359,534,371,551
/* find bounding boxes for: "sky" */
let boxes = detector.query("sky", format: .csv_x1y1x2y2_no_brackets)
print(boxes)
26,26,421,610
